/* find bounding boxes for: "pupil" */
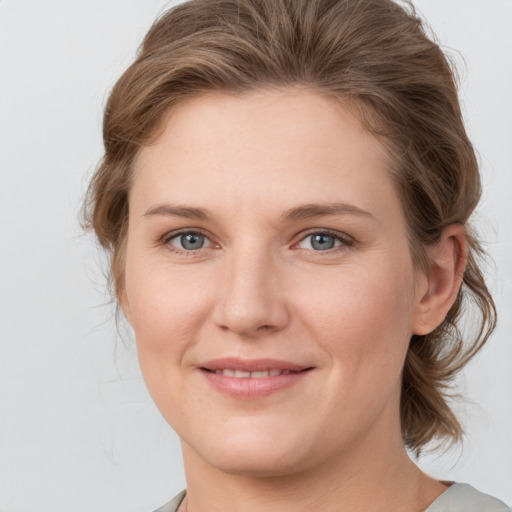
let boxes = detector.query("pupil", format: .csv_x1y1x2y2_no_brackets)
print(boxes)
181,233,204,250
312,234,335,250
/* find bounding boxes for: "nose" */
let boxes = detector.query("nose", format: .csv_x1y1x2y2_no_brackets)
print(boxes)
212,248,290,337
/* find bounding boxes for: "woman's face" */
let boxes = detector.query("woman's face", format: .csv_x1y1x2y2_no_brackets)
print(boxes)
122,89,427,476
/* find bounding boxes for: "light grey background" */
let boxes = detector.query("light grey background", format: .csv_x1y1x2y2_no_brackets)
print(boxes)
0,1,510,510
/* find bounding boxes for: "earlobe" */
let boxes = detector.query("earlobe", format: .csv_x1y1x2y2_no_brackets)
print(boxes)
412,224,467,336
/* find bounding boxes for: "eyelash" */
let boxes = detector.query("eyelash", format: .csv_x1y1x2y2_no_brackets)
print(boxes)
294,229,354,254
160,229,353,255
160,230,215,255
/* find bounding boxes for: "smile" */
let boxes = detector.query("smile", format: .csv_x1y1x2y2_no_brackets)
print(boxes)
198,358,313,399
206,369,297,378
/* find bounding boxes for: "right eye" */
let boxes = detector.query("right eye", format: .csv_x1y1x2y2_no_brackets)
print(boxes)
165,231,212,252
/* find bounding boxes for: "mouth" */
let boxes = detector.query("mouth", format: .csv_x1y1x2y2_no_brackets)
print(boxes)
199,357,312,375
198,358,314,399
202,368,301,378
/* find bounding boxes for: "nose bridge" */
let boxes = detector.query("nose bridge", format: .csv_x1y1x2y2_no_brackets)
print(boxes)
213,241,289,336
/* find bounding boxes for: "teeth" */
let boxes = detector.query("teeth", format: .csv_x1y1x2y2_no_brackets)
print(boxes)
213,369,295,378
251,371,269,378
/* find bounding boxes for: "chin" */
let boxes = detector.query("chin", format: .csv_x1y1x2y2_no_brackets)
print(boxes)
204,448,308,478
182,421,315,478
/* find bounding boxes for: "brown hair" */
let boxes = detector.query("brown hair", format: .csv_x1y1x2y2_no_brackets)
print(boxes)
83,0,496,454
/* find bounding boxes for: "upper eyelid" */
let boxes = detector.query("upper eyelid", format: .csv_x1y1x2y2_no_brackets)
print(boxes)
161,228,212,242
296,229,353,243
291,232,353,256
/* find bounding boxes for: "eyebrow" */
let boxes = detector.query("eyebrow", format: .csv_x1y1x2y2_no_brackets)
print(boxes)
280,202,374,222
143,204,211,220
143,201,374,222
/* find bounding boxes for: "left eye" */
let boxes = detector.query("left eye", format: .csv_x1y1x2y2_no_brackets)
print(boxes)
167,232,211,251
297,232,346,251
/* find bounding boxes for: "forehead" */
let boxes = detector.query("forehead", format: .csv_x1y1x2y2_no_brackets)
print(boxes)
131,88,400,223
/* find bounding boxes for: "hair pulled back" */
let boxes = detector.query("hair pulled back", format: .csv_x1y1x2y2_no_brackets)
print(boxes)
84,0,496,454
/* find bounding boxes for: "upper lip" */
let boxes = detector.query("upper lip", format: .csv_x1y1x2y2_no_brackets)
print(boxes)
199,358,312,372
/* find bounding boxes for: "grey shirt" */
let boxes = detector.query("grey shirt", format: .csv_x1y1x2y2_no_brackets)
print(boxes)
153,483,511,512
424,483,510,512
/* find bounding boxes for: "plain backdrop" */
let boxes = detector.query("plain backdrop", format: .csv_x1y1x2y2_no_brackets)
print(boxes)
0,1,511,510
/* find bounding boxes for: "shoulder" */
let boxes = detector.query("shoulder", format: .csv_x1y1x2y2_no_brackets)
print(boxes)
426,483,511,512
150,486,511,512
152,490,186,512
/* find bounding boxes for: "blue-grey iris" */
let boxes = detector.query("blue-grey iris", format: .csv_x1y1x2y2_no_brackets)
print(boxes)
311,234,335,250
181,233,205,250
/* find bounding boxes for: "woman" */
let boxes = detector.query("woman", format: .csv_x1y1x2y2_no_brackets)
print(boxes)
84,0,510,510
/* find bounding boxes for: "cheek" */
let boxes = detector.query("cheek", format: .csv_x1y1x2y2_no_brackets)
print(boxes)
297,260,415,385
123,253,215,381
286,262,416,448
124,268,218,430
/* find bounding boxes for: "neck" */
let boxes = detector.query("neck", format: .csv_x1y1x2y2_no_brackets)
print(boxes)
180,417,446,512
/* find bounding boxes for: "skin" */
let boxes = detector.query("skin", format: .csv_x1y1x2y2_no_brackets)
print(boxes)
121,88,466,511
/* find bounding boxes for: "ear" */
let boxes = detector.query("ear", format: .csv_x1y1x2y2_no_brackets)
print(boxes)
412,224,467,336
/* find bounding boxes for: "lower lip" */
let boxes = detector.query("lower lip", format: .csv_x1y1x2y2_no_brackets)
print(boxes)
201,369,312,399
